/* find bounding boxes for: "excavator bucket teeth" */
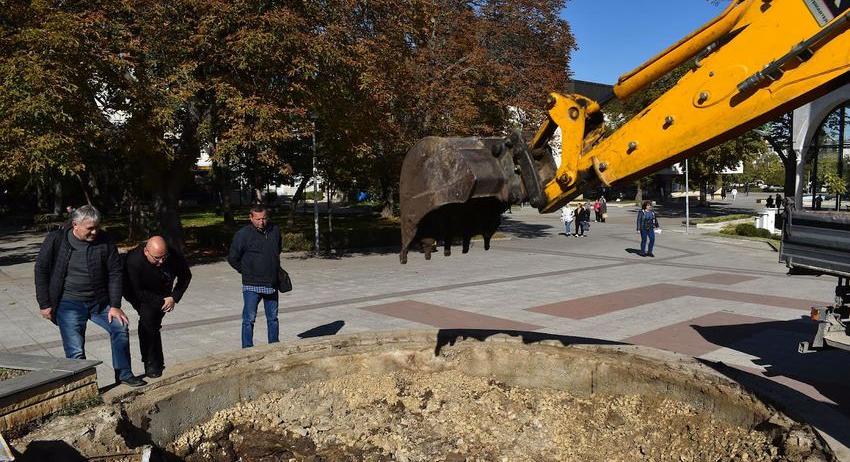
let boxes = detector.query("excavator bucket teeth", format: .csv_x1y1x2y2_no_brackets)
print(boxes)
399,136,523,264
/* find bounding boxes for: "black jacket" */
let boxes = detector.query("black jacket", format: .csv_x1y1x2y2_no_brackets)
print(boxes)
34,228,123,310
227,223,282,287
124,244,192,308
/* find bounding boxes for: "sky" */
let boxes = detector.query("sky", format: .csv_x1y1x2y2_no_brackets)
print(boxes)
562,0,725,84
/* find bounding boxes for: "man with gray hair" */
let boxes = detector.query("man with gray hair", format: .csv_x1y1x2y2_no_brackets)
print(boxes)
34,205,145,387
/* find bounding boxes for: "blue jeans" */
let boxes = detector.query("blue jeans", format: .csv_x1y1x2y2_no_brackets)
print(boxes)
56,299,134,381
564,221,573,234
242,290,279,348
640,228,655,254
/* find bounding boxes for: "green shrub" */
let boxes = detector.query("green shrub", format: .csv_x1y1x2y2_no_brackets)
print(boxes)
303,190,324,201
729,223,775,239
734,223,760,237
283,232,312,252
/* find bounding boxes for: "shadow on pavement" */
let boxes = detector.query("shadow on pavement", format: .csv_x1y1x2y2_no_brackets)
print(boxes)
434,329,625,356
297,320,345,338
499,217,554,239
693,318,850,446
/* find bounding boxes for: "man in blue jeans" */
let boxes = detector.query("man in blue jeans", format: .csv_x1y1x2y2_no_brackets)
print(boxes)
34,205,145,387
228,205,282,348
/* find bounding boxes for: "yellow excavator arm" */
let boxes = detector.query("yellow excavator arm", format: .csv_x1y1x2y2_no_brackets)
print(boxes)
399,0,850,263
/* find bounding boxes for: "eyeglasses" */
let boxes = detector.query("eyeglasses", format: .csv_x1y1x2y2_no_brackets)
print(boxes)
145,249,168,262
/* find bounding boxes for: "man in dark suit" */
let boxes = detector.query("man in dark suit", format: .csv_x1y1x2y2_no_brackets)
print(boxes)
124,236,192,378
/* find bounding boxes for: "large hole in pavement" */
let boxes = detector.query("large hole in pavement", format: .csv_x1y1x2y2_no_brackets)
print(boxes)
11,331,835,461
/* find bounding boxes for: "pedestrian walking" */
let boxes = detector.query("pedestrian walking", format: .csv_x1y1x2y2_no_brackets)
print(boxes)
636,201,659,257
34,205,145,387
720,187,727,201
124,236,192,378
592,199,601,222
775,193,782,209
577,203,591,237
600,196,608,223
731,188,738,202
560,205,575,237
228,205,283,348
744,184,750,196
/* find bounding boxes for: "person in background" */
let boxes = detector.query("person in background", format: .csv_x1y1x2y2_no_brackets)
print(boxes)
765,195,775,208
228,205,283,349
560,204,575,237
593,199,602,222
577,203,591,237
775,193,783,209
599,196,608,223
124,236,192,378
34,205,144,387
636,200,659,257
731,187,738,202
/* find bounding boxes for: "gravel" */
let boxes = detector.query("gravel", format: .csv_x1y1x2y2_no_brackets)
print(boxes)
170,369,827,462
0,368,26,382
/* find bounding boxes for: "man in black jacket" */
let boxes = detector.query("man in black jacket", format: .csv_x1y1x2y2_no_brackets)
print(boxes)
228,205,282,348
124,236,192,378
34,205,144,387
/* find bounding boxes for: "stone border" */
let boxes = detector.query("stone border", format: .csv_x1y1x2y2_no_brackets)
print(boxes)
0,354,100,432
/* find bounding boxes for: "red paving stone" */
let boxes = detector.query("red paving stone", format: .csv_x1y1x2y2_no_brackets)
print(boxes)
624,311,770,357
526,283,820,319
685,273,760,285
360,300,542,331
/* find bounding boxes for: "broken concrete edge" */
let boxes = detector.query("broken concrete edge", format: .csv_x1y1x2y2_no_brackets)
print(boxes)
0,354,100,402
17,330,836,460
104,328,739,405
0,432,12,462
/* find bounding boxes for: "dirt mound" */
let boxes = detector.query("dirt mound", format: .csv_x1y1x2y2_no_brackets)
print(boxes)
171,369,824,462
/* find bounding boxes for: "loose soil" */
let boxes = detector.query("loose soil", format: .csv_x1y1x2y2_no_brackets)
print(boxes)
170,369,828,462
0,367,26,382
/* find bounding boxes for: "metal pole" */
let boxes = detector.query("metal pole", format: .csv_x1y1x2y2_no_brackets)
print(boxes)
312,123,320,254
837,105,845,211
685,159,690,234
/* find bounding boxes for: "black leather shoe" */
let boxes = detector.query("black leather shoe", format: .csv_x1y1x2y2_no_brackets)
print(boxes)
120,376,147,387
647,253,655,258
146,369,162,378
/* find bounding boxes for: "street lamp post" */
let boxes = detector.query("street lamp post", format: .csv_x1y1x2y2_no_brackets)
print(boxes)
312,121,320,254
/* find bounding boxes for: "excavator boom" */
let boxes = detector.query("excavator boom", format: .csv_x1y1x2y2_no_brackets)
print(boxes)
399,0,850,263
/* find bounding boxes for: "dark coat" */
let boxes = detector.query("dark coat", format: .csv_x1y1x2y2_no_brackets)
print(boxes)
227,224,282,287
124,244,192,308
34,228,123,310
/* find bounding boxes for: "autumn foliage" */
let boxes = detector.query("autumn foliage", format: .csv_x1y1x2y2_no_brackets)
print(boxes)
1,0,575,242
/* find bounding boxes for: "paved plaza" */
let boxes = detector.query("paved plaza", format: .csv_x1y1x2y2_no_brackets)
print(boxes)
2,198,849,458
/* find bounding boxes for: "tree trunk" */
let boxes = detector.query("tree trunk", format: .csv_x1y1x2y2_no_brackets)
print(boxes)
75,174,93,207
155,191,184,252
634,180,643,204
213,161,234,225
287,176,309,227
380,180,395,219
52,177,63,216
36,181,47,212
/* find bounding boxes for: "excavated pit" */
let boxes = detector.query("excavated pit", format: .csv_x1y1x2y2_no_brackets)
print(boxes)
10,331,835,461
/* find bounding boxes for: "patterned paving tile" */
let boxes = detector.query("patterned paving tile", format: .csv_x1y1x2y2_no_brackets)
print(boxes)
526,283,820,319
624,311,770,357
360,300,542,331
685,272,760,285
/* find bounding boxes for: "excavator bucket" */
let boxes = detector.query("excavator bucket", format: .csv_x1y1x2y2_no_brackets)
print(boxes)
399,134,544,264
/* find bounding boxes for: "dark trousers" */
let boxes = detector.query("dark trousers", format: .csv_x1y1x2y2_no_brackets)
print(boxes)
134,302,166,371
